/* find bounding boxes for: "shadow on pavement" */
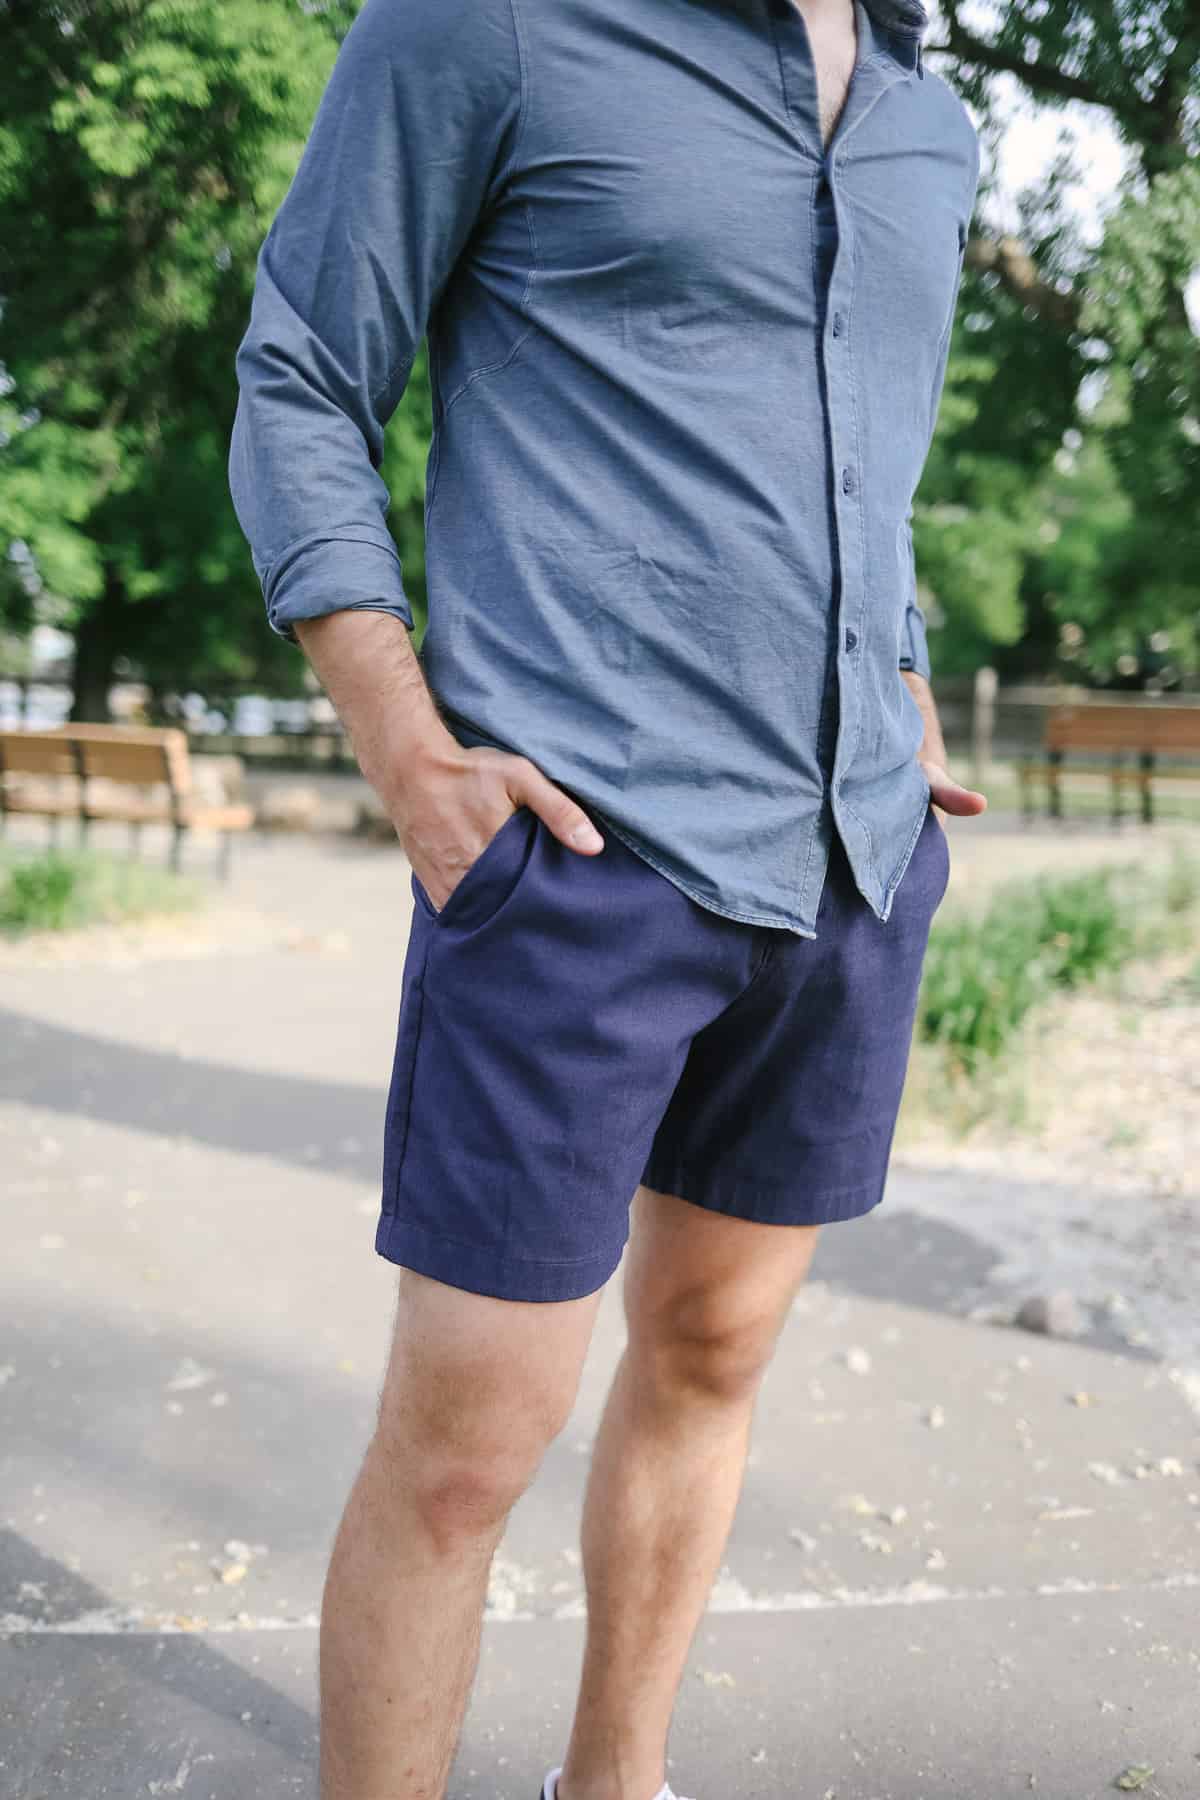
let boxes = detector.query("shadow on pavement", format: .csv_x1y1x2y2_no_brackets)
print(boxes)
2,1007,383,1183
0,1531,317,1797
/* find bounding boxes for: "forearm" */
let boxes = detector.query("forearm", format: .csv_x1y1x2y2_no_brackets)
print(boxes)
294,611,457,822
901,669,946,767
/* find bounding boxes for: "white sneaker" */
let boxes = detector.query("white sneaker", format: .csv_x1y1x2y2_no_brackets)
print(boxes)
540,1769,695,1800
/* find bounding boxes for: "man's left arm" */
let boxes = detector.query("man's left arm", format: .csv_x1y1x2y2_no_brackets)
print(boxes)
901,669,987,827
898,511,986,826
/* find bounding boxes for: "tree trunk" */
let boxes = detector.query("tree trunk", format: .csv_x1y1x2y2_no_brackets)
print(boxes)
70,569,127,723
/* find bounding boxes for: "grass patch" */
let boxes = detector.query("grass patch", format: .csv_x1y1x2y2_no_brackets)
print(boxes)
918,848,1197,1072
0,846,201,937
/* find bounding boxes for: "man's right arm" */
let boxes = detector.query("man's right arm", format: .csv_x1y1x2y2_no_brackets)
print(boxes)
295,613,603,911
230,0,602,899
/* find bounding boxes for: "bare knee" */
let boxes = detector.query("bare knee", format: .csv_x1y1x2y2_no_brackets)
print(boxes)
376,1435,539,1552
630,1287,786,1408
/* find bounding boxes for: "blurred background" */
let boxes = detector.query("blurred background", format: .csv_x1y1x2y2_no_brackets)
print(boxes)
2,0,1199,728
1,7,1198,1797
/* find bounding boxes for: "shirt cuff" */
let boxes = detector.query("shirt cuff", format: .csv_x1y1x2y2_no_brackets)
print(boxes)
263,528,414,642
899,601,932,682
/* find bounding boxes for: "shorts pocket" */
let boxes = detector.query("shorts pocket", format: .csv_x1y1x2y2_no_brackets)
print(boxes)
929,807,951,909
411,805,536,935
381,922,433,1214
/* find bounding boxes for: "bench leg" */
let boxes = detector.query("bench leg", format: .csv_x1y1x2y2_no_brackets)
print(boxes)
1111,757,1123,828
217,832,234,882
1047,750,1063,821
1140,752,1154,825
169,824,184,874
128,819,142,859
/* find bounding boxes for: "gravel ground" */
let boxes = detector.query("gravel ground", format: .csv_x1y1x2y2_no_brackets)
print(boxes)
894,944,1200,1390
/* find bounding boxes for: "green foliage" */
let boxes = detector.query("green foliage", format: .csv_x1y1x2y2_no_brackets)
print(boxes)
919,3,1200,682
0,0,432,705
0,845,199,935
916,853,1196,1067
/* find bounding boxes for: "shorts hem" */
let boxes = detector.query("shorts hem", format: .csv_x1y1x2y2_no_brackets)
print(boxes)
640,1157,885,1227
374,1209,626,1303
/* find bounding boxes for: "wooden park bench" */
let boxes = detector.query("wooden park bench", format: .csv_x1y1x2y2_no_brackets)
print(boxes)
0,724,253,877
1019,702,1200,824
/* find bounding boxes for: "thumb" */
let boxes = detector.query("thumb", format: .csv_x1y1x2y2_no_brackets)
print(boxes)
507,760,605,854
924,762,988,818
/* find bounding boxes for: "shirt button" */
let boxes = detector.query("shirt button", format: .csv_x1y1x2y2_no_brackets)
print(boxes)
841,467,856,496
831,311,844,337
844,627,858,652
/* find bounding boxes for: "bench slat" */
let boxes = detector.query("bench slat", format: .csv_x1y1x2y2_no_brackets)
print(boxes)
0,733,81,778
1045,705,1200,753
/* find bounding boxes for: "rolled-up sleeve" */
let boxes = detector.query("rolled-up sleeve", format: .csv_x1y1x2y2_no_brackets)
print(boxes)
229,0,524,641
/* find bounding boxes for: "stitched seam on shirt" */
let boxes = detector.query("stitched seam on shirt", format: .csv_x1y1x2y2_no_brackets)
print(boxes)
506,0,531,173
838,220,877,874
439,200,538,417
520,196,540,311
767,12,793,125
880,797,929,916
820,182,874,875
797,166,828,922
426,335,445,513
439,328,535,420
371,349,416,419
765,13,820,162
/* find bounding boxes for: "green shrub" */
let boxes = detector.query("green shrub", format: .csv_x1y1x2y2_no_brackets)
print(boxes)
0,848,199,936
0,854,81,932
918,857,1185,1069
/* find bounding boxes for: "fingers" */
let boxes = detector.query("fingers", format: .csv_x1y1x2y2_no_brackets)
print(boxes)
506,758,605,853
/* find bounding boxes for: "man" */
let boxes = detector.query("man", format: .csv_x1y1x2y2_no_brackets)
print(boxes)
230,0,985,1794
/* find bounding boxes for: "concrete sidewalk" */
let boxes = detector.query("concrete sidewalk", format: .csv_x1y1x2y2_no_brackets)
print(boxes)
2,827,1197,1799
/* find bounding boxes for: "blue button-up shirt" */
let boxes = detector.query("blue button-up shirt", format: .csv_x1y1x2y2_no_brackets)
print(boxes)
230,0,979,937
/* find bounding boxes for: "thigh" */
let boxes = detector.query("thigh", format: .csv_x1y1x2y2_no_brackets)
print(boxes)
625,1184,820,1353
380,1266,605,1453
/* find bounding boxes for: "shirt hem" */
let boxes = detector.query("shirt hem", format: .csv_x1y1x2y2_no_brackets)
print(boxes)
593,812,818,939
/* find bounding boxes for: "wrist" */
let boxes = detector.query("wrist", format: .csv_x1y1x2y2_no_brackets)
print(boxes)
367,723,465,827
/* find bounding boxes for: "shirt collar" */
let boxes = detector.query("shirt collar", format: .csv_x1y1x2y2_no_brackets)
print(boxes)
859,0,927,77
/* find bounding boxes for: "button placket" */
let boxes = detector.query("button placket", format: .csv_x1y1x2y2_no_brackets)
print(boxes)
822,158,865,800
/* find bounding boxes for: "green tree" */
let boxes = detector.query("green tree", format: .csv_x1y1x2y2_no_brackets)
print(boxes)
925,1,1200,682
0,0,432,717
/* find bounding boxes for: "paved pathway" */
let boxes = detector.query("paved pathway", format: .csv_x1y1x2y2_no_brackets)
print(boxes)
2,819,1197,1798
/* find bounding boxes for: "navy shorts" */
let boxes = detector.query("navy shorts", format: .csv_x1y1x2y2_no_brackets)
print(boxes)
376,801,950,1303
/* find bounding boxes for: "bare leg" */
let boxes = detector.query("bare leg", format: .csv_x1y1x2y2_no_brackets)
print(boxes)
559,1190,819,1800
320,1268,604,1800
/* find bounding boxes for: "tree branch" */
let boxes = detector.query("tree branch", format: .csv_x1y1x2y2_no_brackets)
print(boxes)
965,234,1081,331
925,23,1104,110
